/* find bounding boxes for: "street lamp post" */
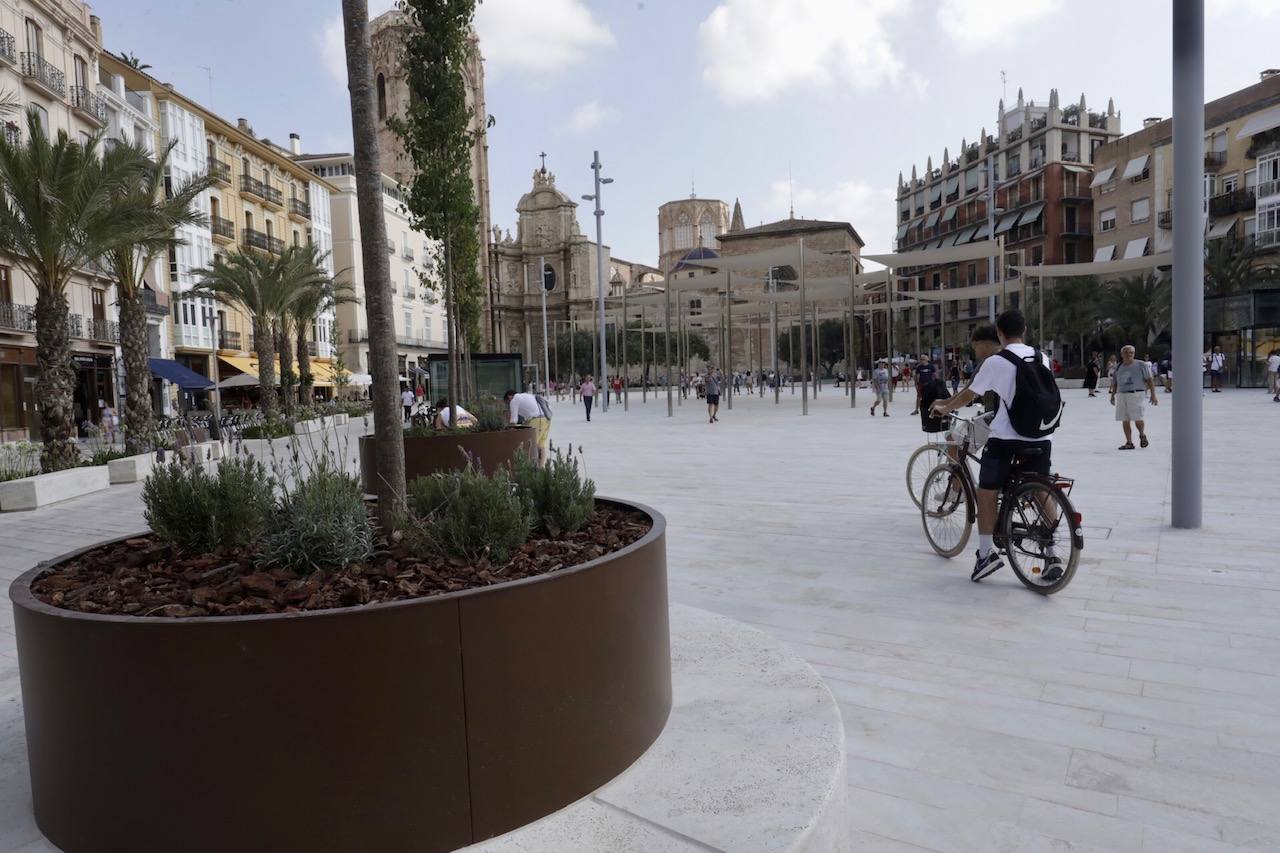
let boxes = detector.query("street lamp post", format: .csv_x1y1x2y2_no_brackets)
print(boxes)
583,152,612,412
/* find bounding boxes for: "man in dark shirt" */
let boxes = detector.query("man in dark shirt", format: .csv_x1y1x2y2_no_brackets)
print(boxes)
910,354,936,416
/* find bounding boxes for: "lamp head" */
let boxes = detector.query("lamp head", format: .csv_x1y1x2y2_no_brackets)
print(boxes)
601,178,614,185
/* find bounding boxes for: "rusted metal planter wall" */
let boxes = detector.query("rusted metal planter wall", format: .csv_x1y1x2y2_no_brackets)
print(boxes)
359,426,537,491
10,499,670,853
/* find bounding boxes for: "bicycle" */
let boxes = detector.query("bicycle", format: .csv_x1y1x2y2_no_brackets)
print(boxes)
906,432,964,509
919,413,1084,595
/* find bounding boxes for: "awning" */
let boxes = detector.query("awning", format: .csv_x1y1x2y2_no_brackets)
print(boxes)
863,239,1000,268
218,372,259,390
1124,237,1149,259
944,177,960,196
1063,164,1090,174
1207,218,1237,240
929,185,942,203
971,221,991,240
1121,154,1150,180
148,358,214,391
1017,203,1045,226
1090,166,1116,188
1094,245,1116,262
1235,104,1280,140
895,223,909,240
924,211,940,229
940,207,957,223
347,372,373,387
219,355,260,376
994,211,1021,235
1013,252,1172,279
954,225,978,244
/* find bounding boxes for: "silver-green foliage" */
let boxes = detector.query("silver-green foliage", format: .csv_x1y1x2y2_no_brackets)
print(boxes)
143,455,275,553
405,459,531,564
513,446,596,537
256,455,372,572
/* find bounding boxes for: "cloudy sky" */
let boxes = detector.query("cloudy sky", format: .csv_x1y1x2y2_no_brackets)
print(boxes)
95,0,1276,265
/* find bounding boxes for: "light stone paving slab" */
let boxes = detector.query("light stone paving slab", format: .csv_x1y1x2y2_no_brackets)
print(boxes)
0,386,1278,852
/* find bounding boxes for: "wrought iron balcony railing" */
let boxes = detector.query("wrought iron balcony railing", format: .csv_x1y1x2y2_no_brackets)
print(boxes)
240,174,283,206
0,302,35,332
208,158,231,184
20,53,65,97
141,290,169,316
0,30,15,64
211,215,235,241
243,228,284,255
88,318,120,343
70,85,107,124
219,330,242,351
1209,188,1256,217
289,198,311,219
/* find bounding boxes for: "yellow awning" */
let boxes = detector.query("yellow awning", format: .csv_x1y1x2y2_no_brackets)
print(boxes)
218,355,342,388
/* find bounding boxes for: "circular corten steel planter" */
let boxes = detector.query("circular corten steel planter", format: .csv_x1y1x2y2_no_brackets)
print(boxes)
360,426,537,491
10,499,670,853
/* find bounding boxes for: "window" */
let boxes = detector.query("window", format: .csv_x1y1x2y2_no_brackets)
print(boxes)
74,55,87,89
674,213,693,250
0,266,10,303
403,311,412,338
1006,153,1021,176
292,230,299,246
1259,155,1280,196
27,104,48,136
377,74,387,120
24,18,42,56
698,212,717,248
1029,176,1043,202
1099,207,1117,232
1131,198,1150,224
966,263,976,287
1221,174,1239,194
245,211,254,230
168,245,178,279
265,220,273,240
1258,201,1280,238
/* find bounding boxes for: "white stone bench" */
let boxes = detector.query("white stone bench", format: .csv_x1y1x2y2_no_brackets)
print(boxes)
334,413,349,427
293,418,321,435
0,466,111,511
465,604,849,852
107,453,154,484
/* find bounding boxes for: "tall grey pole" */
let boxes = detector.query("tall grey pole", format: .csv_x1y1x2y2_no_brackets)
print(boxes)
887,269,895,401
725,273,733,411
640,303,646,403
1172,0,1204,529
621,286,628,410
770,267,780,405
539,255,550,394
588,151,610,411
665,263,673,417
987,153,998,320
799,238,808,416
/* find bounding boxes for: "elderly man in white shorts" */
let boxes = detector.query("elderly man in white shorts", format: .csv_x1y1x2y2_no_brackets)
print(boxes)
1110,345,1159,450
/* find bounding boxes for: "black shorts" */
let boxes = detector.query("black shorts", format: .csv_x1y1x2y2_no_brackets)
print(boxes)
706,394,720,405
978,437,1051,490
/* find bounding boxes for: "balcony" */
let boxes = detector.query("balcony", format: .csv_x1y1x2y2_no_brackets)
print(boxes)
1061,224,1093,237
3,120,19,148
1158,210,1173,230
208,158,232,186
0,29,15,65
141,289,169,317
242,227,284,255
1204,151,1227,170
0,302,35,333
1061,148,1081,163
1259,179,1280,200
20,53,66,99
288,197,311,221
70,85,107,126
218,330,242,351
1209,188,1256,217
211,215,236,244
240,174,283,208
88,318,119,343
1254,230,1280,250
306,340,318,357
401,245,415,261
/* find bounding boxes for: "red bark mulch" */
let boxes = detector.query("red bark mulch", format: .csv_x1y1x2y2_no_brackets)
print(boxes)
30,507,651,618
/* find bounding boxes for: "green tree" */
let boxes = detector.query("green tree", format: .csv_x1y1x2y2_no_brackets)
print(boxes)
189,250,293,421
775,319,847,376
102,140,215,454
391,0,490,419
1043,276,1104,367
1204,234,1277,297
1101,273,1171,349
0,111,151,470
284,245,356,405
331,317,352,399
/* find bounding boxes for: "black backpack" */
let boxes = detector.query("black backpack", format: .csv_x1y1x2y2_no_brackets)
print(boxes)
997,348,1063,438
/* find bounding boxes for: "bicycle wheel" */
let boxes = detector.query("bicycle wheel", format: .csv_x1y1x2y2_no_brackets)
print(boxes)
906,443,951,509
920,463,973,558
1000,479,1082,595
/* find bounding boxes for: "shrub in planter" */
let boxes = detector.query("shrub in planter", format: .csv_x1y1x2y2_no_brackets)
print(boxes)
142,455,275,553
0,441,41,483
257,456,372,572
404,460,532,564
242,418,294,440
513,445,596,537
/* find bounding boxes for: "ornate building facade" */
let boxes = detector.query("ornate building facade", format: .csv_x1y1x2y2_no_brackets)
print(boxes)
369,10,494,346
657,196,734,273
488,166,660,384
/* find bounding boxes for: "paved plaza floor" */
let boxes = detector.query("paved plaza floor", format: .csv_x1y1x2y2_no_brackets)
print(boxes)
2,384,1278,852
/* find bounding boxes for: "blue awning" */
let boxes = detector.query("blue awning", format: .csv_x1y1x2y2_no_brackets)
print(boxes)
149,358,214,390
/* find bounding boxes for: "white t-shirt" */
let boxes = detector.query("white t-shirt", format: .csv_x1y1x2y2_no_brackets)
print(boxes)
1268,354,1280,373
438,405,474,427
401,390,415,407
1210,352,1225,371
968,343,1052,443
508,392,543,424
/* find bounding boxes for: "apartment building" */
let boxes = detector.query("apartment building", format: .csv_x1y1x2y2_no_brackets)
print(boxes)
0,0,119,442
295,152,447,382
893,88,1122,351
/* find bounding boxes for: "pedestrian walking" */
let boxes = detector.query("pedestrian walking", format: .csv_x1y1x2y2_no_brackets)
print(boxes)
705,367,722,423
1266,349,1279,399
1209,346,1226,392
870,360,891,417
579,375,597,421
910,354,935,416
1084,353,1101,397
949,361,962,394
401,386,415,422
1110,345,1159,450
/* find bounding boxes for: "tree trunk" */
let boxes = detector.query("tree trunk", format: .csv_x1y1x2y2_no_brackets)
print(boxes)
445,233,460,421
118,290,154,455
33,287,79,472
343,0,405,522
277,319,296,417
253,319,279,421
296,322,314,406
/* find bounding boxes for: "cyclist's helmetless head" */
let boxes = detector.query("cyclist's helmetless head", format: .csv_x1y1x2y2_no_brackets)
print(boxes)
971,325,1001,361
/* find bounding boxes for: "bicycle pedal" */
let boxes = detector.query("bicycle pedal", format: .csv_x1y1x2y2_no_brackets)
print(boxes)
1031,565,1043,575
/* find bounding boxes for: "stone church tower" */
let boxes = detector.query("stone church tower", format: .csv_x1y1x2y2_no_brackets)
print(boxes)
656,195,732,273
369,10,494,347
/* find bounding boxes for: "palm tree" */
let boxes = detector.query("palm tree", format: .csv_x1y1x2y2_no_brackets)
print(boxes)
283,245,356,405
0,111,151,471
117,52,151,71
342,0,406,524
102,140,215,454
1101,273,1172,349
1204,234,1277,297
1043,276,1103,366
189,250,292,421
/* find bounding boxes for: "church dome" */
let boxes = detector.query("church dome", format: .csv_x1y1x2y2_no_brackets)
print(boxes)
673,246,719,272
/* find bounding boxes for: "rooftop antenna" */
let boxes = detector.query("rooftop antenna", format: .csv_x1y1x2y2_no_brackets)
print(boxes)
788,162,794,219
198,65,213,105
690,172,695,198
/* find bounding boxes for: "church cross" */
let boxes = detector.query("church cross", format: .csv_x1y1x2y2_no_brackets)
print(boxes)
539,151,547,173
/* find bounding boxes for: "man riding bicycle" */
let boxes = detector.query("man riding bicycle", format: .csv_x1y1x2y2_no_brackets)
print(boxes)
930,310,1065,583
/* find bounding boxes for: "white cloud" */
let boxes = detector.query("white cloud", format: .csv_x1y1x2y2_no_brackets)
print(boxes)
1208,0,1279,14
475,0,613,74
769,178,898,255
318,1,398,88
566,100,618,134
698,0,916,103
936,0,1062,50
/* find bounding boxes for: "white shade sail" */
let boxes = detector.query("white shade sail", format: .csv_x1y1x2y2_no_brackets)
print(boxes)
1090,166,1116,188
910,279,1024,301
1235,104,1280,139
863,239,1000,268
1121,154,1150,179
1012,252,1172,278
